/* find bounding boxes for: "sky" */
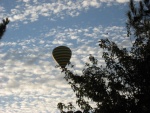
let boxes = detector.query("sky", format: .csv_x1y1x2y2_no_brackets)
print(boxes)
0,0,139,113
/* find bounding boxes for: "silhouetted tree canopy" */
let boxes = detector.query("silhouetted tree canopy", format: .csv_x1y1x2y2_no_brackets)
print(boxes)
0,18,9,39
58,0,150,113
57,102,82,113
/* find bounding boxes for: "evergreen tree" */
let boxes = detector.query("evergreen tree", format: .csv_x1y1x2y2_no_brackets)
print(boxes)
58,0,150,113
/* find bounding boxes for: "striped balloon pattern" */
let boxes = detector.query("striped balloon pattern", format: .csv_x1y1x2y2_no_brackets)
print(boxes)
52,46,72,68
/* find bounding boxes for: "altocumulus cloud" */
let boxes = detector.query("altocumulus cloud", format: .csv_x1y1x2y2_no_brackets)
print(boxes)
0,24,131,112
2,0,138,23
0,0,134,113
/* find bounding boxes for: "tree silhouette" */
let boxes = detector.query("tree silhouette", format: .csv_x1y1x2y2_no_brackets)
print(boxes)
0,18,9,39
58,0,150,113
57,102,82,113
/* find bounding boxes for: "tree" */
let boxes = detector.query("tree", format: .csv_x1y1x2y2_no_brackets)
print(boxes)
57,102,82,113
0,18,9,39
58,0,150,112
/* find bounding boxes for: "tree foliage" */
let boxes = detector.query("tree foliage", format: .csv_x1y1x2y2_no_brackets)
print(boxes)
57,102,82,113
0,18,9,39
58,0,150,113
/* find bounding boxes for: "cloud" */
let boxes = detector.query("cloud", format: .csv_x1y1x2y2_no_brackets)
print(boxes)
116,0,129,3
0,0,132,111
0,24,131,112
3,0,131,23
23,0,30,3
6,79,20,89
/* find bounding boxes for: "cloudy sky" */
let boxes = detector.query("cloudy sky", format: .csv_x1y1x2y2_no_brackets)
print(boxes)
0,0,139,113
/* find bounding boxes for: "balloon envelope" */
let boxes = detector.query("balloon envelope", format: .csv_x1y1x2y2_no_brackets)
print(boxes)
52,46,72,68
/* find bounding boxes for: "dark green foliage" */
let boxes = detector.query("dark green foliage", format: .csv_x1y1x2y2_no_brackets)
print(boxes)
58,0,150,113
0,18,9,39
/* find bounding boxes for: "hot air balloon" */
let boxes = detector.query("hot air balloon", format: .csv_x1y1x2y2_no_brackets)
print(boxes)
52,46,72,68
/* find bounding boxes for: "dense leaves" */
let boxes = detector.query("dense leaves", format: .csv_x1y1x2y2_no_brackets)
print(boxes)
58,0,150,113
